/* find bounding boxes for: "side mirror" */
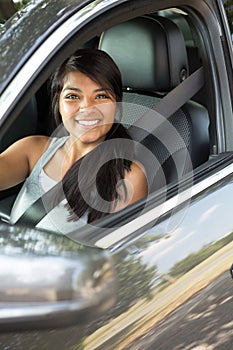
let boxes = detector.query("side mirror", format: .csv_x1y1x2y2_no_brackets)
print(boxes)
0,223,117,331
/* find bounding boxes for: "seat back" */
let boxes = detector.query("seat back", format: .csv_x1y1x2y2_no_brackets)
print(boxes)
99,16,210,191
0,97,38,151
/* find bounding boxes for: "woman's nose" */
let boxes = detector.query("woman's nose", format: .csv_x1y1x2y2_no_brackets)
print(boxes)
79,97,91,111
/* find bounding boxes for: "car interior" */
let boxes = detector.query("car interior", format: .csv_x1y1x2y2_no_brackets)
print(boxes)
0,8,213,227
98,15,210,191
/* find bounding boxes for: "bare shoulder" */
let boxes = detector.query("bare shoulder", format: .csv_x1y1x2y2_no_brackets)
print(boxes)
10,135,50,147
16,135,51,169
1,135,50,156
125,161,148,183
112,161,148,212
17,135,50,155
27,135,51,165
124,161,148,201
0,135,52,190
22,135,50,148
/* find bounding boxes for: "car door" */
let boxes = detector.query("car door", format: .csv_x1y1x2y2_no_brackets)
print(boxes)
0,0,232,349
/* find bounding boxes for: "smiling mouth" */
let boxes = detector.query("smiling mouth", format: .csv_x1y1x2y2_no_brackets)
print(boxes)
78,119,99,126
76,119,100,129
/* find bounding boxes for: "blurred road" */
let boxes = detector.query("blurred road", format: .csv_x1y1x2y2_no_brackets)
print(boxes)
129,271,233,350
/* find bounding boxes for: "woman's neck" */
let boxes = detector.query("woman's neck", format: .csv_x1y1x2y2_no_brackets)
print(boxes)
64,136,104,162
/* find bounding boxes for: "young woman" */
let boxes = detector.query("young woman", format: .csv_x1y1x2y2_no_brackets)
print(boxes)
0,49,148,234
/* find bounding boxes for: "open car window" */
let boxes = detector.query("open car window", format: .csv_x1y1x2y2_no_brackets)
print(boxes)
0,0,232,247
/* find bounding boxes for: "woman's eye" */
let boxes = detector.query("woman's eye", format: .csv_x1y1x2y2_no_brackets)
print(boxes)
65,94,79,100
96,94,110,100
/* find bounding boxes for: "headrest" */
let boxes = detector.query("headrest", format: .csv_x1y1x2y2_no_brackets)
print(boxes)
99,16,189,91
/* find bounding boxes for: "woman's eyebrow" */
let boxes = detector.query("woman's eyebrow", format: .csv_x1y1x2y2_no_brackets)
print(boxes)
63,87,111,92
63,87,81,92
94,87,111,92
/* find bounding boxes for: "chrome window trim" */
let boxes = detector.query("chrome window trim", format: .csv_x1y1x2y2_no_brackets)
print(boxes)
96,162,233,249
0,0,126,123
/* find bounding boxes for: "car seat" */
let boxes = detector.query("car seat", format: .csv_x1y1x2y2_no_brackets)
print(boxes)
99,16,210,191
0,97,38,152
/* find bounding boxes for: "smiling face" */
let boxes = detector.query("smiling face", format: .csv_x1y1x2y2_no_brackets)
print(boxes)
59,70,117,145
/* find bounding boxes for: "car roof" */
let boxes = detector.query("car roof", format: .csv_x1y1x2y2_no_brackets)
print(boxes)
0,0,223,94
0,0,91,93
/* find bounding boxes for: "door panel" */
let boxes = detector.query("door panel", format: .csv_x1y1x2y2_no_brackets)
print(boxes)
81,175,233,349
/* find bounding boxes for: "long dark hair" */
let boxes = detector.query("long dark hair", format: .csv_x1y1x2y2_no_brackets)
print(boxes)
50,49,134,223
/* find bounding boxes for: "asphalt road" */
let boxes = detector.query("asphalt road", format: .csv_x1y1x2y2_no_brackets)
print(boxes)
128,271,233,350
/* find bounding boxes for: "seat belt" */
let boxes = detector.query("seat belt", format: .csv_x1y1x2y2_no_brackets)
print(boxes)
15,66,204,228
16,181,65,227
129,66,204,141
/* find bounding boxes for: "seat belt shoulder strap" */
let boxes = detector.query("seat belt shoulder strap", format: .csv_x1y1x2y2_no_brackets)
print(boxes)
130,66,204,142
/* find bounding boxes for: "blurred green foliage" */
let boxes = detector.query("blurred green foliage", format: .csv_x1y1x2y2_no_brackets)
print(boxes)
0,0,30,23
224,0,233,35
169,231,233,278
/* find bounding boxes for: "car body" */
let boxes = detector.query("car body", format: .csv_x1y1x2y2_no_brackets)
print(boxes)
0,0,233,349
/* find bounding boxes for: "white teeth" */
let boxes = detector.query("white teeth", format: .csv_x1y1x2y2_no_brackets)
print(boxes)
78,120,99,126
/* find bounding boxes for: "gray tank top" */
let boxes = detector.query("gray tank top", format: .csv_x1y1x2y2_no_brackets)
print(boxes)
10,137,87,234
